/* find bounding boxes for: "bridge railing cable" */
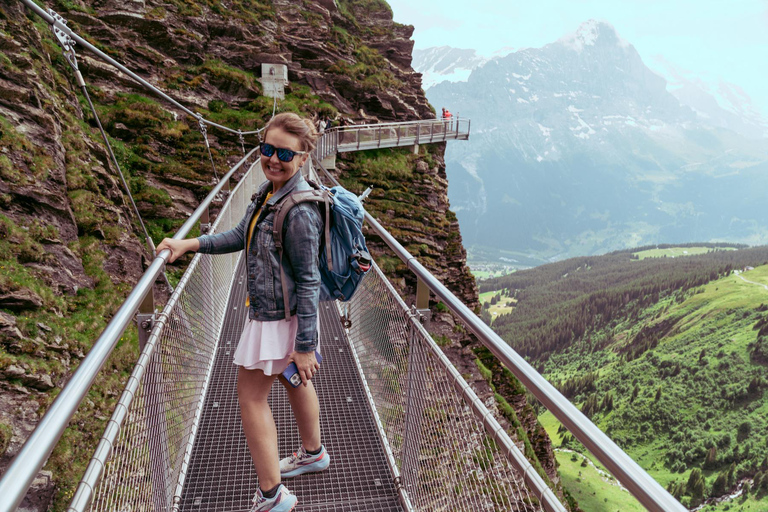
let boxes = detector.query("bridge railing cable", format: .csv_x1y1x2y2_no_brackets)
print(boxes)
53,34,176,290
0,148,258,512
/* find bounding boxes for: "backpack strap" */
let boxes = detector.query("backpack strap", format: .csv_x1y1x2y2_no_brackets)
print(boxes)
271,189,333,320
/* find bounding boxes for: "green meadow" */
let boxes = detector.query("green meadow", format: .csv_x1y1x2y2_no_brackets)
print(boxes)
479,290,516,319
539,411,646,511
633,246,738,260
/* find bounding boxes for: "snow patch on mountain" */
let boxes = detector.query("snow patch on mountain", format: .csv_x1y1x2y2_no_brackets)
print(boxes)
559,19,631,53
650,56,768,139
412,46,487,90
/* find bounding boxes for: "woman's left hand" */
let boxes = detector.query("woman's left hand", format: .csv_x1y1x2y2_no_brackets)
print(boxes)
290,351,319,387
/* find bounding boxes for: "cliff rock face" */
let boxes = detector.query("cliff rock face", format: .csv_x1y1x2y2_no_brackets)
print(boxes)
0,0,554,508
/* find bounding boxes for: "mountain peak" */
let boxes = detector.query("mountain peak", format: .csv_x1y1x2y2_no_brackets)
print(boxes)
558,20,628,53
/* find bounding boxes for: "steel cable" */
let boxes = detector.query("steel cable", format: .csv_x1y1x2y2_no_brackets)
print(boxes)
196,115,220,184
21,0,262,138
59,44,174,292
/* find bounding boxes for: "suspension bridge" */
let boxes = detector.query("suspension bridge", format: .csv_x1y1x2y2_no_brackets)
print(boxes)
1,1,685,511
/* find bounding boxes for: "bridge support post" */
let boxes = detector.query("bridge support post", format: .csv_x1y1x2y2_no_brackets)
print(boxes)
200,206,210,234
401,307,427,496
411,143,419,155
415,277,431,327
137,289,172,512
320,153,336,170
221,175,230,201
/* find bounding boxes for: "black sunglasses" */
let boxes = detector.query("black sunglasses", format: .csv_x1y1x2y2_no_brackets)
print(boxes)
260,143,306,163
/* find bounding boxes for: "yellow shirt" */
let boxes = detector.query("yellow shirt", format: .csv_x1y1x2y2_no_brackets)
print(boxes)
245,192,273,306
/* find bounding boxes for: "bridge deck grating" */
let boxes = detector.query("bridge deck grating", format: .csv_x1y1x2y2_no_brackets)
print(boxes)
179,260,402,512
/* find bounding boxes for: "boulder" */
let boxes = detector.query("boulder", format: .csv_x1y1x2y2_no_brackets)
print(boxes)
0,312,23,340
3,365,26,379
1,365,56,392
17,470,55,512
0,289,43,311
25,374,55,392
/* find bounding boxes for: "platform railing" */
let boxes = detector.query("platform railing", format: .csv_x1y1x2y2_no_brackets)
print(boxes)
318,118,470,156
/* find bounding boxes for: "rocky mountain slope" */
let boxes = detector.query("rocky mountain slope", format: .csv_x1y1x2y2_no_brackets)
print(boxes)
423,20,768,266
0,0,562,509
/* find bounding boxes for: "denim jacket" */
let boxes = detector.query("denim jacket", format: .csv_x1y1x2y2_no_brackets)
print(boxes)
197,171,322,353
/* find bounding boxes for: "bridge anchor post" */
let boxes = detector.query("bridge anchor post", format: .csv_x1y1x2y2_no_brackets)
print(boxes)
200,206,211,234
415,277,431,327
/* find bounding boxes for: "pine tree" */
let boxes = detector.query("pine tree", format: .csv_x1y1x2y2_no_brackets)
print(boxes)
686,468,706,506
711,472,727,496
704,446,717,469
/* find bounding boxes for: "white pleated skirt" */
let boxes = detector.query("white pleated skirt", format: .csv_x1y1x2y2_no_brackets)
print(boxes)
233,316,298,374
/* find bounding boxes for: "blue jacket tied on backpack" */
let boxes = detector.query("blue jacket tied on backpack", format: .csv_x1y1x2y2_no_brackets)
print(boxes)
272,179,371,314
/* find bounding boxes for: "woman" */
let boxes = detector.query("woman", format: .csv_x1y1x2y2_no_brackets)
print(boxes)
157,113,329,512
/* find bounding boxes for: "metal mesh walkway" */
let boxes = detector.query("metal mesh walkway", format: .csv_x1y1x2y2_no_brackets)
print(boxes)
178,259,402,512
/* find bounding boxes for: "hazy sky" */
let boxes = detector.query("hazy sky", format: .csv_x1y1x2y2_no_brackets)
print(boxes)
386,0,768,119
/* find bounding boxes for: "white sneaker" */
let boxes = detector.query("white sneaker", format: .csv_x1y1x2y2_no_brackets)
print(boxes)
280,445,330,478
249,484,297,512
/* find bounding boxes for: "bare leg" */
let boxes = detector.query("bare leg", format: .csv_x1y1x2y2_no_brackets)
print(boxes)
279,376,321,452
238,367,280,491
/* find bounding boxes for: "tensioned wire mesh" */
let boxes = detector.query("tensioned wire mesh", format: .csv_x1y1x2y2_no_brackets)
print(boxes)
345,262,549,512
82,163,265,512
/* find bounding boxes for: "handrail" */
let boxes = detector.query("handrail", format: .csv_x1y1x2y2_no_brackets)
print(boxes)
331,118,466,130
18,0,260,135
0,147,259,512
360,209,686,512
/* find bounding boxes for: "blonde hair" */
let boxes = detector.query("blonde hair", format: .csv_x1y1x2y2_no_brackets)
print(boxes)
263,112,318,152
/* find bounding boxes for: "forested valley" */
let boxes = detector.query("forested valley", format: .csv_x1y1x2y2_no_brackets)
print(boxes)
479,244,768,510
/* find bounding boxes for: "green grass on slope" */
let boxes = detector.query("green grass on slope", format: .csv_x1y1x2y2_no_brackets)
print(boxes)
704,495,766,511
539,265,768,509
557,450,646,512
539,411,645,512
479,290,516,318
633,246,738,260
